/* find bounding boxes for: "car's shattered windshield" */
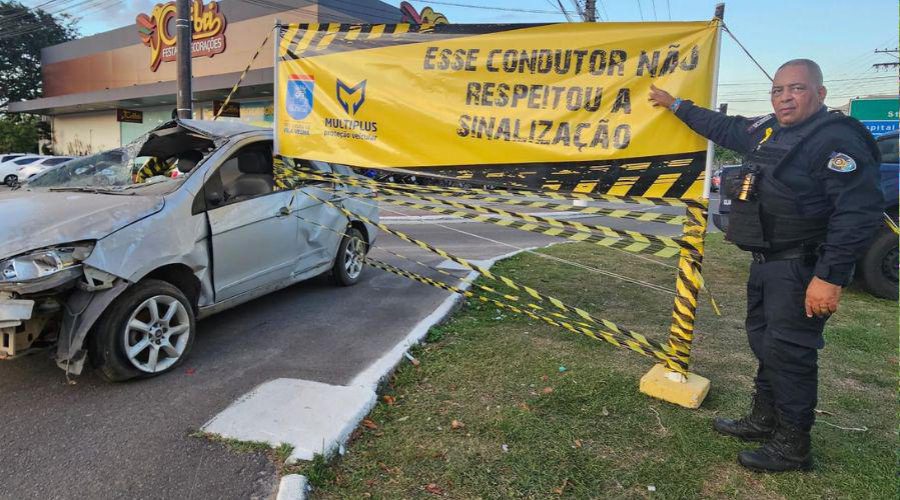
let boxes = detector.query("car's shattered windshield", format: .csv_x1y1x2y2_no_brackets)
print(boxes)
27,128,214,192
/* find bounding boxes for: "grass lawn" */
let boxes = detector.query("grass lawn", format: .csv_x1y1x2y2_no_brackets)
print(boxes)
297,233,896,499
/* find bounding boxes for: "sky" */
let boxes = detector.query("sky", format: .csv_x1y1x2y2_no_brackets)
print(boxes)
21,0,900,116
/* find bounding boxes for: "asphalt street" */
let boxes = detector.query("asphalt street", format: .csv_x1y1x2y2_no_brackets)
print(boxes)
0,201,687,499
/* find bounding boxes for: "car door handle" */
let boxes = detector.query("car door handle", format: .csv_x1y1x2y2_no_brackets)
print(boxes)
276,206,291,217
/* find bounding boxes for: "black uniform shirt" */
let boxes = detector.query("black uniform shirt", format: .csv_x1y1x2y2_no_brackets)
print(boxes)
674,101,883,286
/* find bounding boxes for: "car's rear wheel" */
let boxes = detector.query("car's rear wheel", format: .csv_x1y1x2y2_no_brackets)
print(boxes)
859,227,898,300
332,227,367,286
90,279,196,381
4,174,17,187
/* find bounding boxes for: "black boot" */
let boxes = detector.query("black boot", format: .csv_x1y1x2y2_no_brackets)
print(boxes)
713,393,775,442
738,422,813,472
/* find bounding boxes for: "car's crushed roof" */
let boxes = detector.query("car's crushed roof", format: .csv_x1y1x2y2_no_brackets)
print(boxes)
151,119,270,140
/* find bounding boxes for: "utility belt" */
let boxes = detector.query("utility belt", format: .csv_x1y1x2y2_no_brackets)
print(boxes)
751,245,819,265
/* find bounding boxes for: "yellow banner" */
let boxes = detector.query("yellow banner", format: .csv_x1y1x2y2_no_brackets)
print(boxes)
275,22,719,198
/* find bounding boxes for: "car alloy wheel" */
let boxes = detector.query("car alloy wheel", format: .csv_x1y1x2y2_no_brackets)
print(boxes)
123,294,192,373
344,235,365,280
4,174,16,187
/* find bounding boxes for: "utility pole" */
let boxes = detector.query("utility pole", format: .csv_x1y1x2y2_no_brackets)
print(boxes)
872,48,899,71
175,0,193,119
584,0,596,21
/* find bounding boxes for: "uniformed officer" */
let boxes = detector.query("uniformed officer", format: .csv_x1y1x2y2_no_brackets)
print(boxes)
648,59,882,472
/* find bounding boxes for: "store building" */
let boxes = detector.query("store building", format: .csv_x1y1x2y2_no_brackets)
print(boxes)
7,0,401,155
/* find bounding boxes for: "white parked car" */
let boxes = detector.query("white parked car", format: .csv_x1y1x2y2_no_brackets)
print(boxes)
0,154,29,186
11,156,74,185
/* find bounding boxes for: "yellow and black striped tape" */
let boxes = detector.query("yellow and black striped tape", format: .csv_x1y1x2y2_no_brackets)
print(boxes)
214,30,271,121
297,188,684,370
279,23,417,61
366,257,686,374
278,160,706,208
285,169,699,259
665,205,708,368
285,164,690,224
378,195,685,259
135,156,173,182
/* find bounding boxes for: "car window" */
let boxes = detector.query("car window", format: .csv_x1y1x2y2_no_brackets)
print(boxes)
14,157,39,165
1,155,22,163
202,141,277,210
877,136,899,164
41,157,71,166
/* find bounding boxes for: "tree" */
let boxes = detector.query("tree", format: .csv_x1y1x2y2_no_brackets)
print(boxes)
0,1,78,109
714,144,743,167
0,114,43,153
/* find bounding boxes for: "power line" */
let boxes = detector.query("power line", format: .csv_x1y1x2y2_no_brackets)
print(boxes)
598,0,609,21
406,0,568,15
554,0,574,22
635,0,644,21
719,75,897,87
666,0,670,20
650,0,657,20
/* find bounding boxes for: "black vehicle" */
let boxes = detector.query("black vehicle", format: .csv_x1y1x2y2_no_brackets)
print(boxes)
712,130,898,299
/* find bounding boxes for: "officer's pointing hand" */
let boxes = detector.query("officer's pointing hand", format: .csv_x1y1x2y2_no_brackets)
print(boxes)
805,277,842,318
649,84,676,108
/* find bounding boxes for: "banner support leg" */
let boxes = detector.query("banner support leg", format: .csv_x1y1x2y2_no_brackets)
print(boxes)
640,203,710,409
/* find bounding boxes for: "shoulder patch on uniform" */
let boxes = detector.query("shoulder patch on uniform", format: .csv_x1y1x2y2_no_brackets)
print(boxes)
827,152,857,173
746,114,775,133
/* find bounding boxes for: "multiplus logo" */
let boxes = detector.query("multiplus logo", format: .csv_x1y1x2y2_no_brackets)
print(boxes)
336,79,367,116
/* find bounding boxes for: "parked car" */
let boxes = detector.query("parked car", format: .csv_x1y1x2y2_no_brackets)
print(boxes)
11,155,74,185
712,130,899,299
0,154,29,186
858,129,899,299
0,120,378,381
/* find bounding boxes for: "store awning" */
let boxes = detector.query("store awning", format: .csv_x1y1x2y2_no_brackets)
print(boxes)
7,68,273,115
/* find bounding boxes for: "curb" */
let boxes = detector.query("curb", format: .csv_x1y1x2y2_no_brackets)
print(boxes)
269,243,559,499
276,474,308,500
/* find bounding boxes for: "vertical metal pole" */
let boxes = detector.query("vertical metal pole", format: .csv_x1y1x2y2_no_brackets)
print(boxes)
175,0,193,119
664,4,722,374
701,3,724,200
273,20,281,156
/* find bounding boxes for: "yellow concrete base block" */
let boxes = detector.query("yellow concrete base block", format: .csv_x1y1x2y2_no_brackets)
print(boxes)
639,364,710,409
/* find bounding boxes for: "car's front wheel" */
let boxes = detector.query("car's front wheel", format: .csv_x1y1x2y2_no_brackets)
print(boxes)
859,227,898,300
4,174,17,187
332,227,367,286
90,279,196,381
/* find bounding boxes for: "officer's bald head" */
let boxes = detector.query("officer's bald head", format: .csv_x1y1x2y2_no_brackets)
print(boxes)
770,59,827,127
777,59,824,87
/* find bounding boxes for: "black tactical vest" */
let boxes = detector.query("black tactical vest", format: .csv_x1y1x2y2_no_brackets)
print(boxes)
725,111,878,252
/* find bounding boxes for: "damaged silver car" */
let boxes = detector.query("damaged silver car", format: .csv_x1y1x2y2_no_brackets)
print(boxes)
0,120,378,381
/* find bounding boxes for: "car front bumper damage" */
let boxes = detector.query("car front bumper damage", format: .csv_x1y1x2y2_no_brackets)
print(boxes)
0,265,127,374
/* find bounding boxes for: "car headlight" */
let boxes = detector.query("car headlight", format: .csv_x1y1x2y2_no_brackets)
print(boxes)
0,242,94,283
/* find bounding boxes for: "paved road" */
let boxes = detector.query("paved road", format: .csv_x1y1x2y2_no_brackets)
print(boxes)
0,200,688,499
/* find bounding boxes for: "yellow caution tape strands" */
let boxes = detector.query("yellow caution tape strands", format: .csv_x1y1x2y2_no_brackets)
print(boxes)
284,169,698,258
366,257,686,374
294,188,685,371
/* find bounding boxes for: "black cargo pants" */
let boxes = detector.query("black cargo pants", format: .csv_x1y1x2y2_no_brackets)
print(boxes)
745,257,827,432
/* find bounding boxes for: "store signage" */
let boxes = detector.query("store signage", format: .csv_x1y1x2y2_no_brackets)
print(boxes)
136,0,227,72
399,2,449,24
116,108,144,123
213,100,241,118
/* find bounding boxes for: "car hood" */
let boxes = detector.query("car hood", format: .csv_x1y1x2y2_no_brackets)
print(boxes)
0,190,164,259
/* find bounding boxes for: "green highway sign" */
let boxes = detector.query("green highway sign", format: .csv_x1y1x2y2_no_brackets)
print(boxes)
849,97,899,136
